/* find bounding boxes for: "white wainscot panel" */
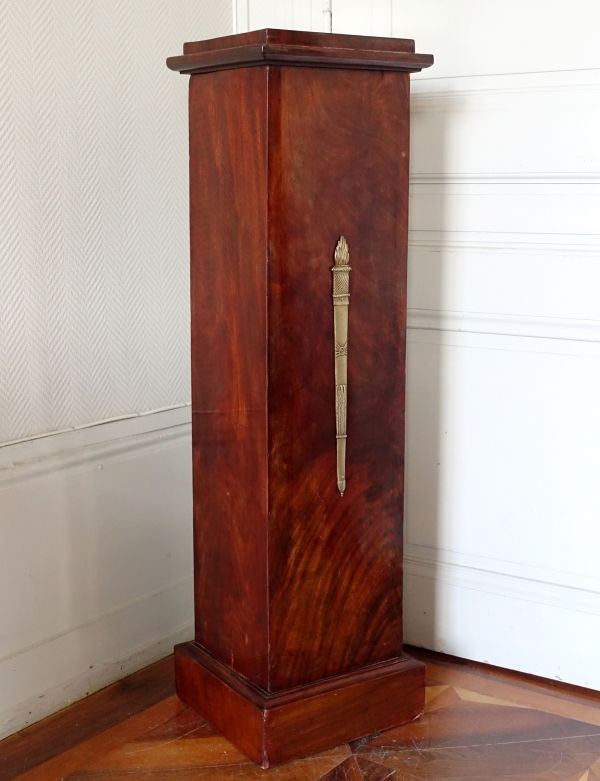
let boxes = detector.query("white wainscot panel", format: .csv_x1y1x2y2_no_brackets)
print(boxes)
408,74,600,243
410,72,600,181
408,74,600,238
390,0,600,691
239,0,325,32
405,337,600,578
404,568,600,690
407,246,600,325
0,408,194,739
242,0,395,34
398,0,600,79
331,0,392,36
404,337,600,687
409,188,600,238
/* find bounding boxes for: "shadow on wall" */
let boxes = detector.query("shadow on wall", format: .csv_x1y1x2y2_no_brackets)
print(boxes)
404,96,451,652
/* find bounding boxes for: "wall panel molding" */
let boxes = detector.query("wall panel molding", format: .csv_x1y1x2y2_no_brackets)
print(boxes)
408,309,600,345
409,235,600,256
0,407,191,490
405,545,600,618
411,173,600,186
412,78,600,102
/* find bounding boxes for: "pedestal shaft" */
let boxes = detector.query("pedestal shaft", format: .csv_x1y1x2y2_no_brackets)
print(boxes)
167,28,433,767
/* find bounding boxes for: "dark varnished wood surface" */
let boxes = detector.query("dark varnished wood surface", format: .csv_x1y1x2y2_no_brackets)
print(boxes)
188,61,411,694
178,643,420,709
189,65,269,689
182,30,418,55
175,642,424,767
167,29,434,76
5,649,600,781
267,66,410,690
180,28,431,765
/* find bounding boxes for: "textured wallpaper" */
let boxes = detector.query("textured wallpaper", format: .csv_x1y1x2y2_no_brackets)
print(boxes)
0,0,231,444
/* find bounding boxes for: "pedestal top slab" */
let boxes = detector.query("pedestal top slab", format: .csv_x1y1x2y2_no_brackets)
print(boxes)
167,28,433,75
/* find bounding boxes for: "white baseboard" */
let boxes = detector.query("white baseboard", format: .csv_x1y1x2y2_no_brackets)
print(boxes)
404,546,600,690
0,616,193,741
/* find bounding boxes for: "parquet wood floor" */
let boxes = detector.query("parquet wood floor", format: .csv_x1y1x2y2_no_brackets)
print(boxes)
3,648,600,781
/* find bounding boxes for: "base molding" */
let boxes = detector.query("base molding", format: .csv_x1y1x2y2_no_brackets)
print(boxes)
174,641,426,767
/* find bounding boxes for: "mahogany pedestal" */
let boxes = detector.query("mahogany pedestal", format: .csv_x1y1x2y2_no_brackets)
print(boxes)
167,29,433,768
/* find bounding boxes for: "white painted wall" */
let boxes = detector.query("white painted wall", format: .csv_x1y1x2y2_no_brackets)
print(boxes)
238,0,600,690
0,409,193,739
404,60,600,689
0,0,231,739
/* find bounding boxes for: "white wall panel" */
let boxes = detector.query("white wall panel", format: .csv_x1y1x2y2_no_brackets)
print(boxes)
405,323,600,688
235,0,327,33
0,408,194,739
0,0,231,445
395,0,600,78
408,246,600,324
402,0,600,687
236,0,394,36
406,338,600,576
410,71,600,176
331,0,391,35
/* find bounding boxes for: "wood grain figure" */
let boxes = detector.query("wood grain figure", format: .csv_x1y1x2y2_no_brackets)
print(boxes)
167,29,434,767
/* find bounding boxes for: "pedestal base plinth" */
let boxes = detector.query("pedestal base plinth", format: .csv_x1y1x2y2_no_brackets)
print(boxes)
175,642,426,768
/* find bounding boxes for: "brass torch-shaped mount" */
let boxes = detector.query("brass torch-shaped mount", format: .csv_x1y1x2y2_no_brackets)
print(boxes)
332,237,350,496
